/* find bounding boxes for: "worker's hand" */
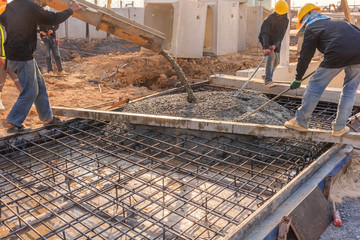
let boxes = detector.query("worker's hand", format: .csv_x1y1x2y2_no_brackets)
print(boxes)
69,1,82,12
0,58,4,68
269,45,275,51
290,80,301,90
40,31,47,36
264,49,270,56
48,30,53,35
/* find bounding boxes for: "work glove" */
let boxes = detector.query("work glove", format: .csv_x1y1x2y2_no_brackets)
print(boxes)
269,45,275,51
264,49,270,56
290,80,301,90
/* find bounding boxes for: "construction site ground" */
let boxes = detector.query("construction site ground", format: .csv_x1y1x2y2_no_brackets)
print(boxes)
0,38,359,238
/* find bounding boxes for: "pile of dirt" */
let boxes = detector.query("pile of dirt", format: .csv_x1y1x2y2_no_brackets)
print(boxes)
122,90,293,125
329,149,360,203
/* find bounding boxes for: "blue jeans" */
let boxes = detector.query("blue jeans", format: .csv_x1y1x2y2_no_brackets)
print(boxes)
296,64,360,130
43,38,63,72
265,51,280,84
6,59,53,127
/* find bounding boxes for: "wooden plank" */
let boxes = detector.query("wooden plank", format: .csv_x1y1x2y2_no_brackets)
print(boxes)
288,186,332,240
209,74,360,106
36,0,165,52
52,107,360,145
341,0,355,24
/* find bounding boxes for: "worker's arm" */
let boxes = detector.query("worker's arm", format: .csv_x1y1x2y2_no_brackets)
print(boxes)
35,2,81,26
259,18,270,49
295,29,317,80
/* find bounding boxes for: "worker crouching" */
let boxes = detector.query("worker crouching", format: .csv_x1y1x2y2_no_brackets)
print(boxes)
284,3,360,136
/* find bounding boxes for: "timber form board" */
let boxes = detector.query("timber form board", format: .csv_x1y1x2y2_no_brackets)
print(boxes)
52,107,360,146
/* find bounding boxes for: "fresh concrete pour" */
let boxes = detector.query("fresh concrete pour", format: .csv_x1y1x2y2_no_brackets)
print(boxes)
122,90,293,125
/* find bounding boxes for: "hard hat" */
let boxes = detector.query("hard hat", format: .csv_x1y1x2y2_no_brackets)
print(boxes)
0,0,7,8
297,3,321,29
0,5,5,15
275,0,289,15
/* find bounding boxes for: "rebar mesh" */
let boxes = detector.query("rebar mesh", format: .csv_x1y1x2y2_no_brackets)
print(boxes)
0,94,357,240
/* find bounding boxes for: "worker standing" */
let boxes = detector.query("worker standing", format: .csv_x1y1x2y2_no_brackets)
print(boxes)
284,3,360,136
40,5,65,76
258,0,289,88
40,22,64,75
0,0,81,133
0,4,22,110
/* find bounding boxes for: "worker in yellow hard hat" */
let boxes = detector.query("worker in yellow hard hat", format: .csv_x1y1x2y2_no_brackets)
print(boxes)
0,3,22,110
284,3,360,137
258,0,289,88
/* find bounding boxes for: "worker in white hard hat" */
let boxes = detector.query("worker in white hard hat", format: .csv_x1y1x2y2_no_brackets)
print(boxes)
0,4,22,110
258,0,289,88
284,3,360,137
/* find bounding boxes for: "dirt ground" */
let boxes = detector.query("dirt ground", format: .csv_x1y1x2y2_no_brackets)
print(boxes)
0,38,299,137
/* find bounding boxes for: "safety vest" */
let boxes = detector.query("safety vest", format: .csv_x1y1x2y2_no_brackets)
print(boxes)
0,26,5,60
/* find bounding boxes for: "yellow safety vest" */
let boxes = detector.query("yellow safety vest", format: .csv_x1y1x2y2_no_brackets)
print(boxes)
0,26,5,60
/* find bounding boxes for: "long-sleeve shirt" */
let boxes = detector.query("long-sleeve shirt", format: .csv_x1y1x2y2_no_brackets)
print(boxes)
296,19,360,80
258,12,289,53
39,24,59,39
0,0,73,61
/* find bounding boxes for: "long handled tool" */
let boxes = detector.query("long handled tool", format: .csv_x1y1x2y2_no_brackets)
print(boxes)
237,70,316,121
233,55,268,97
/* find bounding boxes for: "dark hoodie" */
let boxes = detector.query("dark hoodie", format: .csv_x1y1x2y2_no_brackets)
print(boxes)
0,0,72,61
258,12,289,53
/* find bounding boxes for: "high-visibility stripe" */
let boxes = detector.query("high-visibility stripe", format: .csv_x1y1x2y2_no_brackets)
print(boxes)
0,26,5,60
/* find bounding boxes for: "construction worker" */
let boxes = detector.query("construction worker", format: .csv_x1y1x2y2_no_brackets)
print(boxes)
0,0,81,133
0,4,22,110
40,6,65,75
258,0,289,88
284,3,360,137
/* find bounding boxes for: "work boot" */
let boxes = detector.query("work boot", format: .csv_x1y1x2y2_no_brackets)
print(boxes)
284,118,308,132
44,117,64,127
265,82,276,88
6,125,31,134
332,126,350,137
57,70,67,76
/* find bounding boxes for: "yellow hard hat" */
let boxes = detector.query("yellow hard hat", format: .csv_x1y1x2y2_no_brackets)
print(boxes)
275,0,289,15
0,0,7,8
297,3,321,29
0,5,5,15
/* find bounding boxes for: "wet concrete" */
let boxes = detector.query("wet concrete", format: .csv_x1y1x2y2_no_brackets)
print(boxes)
122,90,293,125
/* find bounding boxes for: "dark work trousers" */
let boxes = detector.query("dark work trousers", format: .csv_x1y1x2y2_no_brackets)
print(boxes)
43,38,63,72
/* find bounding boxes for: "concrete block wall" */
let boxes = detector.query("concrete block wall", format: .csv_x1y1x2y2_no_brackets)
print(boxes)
206,0,240,56
246,6,262,48
144,0,207,58
55,7,144,39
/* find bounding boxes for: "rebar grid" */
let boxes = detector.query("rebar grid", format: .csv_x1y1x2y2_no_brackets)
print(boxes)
0,120,329,240
0,93,357,240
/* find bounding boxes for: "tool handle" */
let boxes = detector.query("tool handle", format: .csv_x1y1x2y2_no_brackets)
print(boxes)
333,211,342,227
233,55,267,97
237,70,316,121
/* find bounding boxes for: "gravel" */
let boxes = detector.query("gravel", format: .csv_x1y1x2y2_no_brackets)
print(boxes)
320,198,360,240
122,90,293,125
